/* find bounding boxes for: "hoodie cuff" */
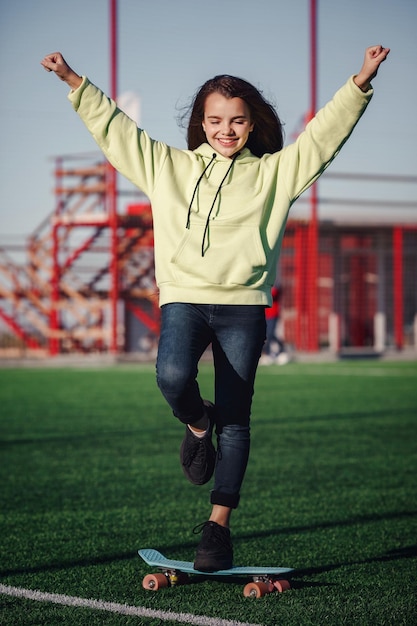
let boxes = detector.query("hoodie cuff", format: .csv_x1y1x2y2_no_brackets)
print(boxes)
67,76,89,109
350,74,373,97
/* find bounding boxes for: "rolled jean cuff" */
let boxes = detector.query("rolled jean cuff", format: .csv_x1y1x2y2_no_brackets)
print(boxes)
174,409,205,426
210,489,240,509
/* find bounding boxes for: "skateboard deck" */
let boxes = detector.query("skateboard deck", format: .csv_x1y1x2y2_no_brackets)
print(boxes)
139,548,293,597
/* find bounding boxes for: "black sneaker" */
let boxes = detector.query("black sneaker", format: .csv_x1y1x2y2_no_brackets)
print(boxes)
180,403,216,485
193,521,233,572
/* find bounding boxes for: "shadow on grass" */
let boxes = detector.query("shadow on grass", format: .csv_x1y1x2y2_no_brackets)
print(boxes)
3,547,415,593
0,426,174,448
3,406,416,448
254,406,417,427
2,511,416,582
240,509,417,540
0,551,136,578
290,544,417,589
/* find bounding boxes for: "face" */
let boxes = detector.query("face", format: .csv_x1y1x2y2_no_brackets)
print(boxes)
202,92,254,158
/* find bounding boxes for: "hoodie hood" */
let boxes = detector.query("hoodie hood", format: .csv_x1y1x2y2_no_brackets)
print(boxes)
193,142,257,164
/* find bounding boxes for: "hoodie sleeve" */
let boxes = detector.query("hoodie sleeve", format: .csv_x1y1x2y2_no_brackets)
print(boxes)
280,76,373,202
68,77,169,197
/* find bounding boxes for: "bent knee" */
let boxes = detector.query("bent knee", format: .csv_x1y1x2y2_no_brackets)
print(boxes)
156,361,193,397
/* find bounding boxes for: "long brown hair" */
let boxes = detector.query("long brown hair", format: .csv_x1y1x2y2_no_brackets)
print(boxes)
182,75,284,157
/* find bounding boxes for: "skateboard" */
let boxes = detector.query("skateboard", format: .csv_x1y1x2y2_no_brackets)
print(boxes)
139,548,293,598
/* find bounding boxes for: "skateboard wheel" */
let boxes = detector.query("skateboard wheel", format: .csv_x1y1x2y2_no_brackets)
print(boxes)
243,581,270,598
273,579,291,592
142,573,169,591
169,571,189,586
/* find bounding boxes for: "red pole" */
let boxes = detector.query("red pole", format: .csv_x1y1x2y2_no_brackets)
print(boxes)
306,0,319,351
110,0,117,101
310,0,318,116
294,224,304,349
50,156,62,356
109,0,119,353
393,226,403,350
50,222,60,356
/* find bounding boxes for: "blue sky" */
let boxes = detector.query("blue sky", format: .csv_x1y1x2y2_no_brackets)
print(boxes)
0,0,416,236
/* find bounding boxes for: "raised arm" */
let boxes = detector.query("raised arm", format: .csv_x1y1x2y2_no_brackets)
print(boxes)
41,52,82,90
41,51,173,198
353,45,390,92
280,45,390,202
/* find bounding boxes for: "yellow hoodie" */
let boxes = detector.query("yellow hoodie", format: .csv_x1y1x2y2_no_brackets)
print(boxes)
68,76,372,307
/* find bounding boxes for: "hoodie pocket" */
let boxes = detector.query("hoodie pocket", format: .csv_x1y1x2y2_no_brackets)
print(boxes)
170,223,267,287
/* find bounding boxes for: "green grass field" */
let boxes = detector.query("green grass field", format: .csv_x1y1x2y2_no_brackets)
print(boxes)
1,360,416,625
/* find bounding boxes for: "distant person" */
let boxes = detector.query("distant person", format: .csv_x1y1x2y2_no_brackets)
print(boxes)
262,285,289,365
41,46,389,572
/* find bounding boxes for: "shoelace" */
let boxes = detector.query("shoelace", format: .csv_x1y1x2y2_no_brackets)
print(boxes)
192,521,230,548
193,521,210,535
182,434,208,468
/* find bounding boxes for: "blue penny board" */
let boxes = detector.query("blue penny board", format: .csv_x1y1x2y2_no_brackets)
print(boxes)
139,548,293,577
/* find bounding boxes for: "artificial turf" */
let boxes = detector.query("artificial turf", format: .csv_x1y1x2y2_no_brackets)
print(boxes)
1,360,416,625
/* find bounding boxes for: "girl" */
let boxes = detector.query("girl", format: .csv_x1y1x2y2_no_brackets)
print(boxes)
41,45,389,571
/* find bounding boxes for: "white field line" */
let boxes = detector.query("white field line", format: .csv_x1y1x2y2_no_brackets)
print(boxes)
0,583,263,626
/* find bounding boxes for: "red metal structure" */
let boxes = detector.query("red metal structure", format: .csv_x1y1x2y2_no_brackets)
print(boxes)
279,220,417,353
306,0,319,351
393,226,404,349
2,164,415,357
109,0,119,353
0,150,157,356
0,0,416,358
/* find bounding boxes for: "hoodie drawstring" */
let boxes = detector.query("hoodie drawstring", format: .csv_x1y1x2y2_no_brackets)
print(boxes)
186,153,217,230
201,152,239,256
186,152,240,257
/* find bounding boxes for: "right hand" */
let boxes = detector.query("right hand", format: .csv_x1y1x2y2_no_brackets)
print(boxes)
353,45,390,92
40,52,82,89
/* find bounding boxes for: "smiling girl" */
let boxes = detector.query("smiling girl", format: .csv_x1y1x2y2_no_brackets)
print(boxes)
41,45,389,571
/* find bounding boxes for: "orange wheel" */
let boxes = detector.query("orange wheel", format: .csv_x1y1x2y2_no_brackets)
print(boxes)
273,579,291,592
243,581,270,598
142,573,169,591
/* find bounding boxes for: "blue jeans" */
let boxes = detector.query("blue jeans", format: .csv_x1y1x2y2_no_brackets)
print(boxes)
156,303,266,509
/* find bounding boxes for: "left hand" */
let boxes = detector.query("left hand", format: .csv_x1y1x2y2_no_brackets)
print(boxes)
354,45,390,91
